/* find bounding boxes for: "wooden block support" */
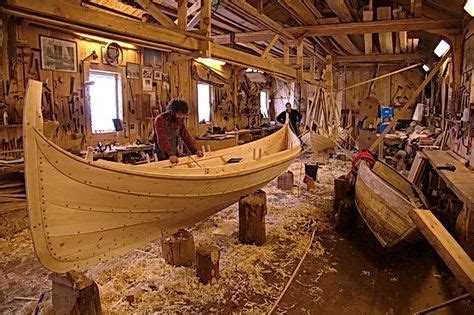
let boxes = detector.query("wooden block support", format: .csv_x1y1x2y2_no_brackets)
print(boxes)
161,229,195,267
238,190,267,246
49,270,102,314
334,175,353,211
277,171,294,190
196,245,220,284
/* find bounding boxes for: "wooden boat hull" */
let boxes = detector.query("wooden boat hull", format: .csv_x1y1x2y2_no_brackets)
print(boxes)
24,80,300,272
310,132,337,152
355,161,426,248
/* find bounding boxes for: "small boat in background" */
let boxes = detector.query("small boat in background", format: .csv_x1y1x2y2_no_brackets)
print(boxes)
310,132,337,152
355,160,429,248
23,80,301,272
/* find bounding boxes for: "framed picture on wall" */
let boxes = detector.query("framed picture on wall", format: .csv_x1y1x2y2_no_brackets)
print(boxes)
153,69,162,81
126,62,140,79
40,36,78,72
142,67,153,92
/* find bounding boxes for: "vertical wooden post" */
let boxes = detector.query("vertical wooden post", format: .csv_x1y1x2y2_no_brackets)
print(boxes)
296,42,304,82
177,0,188,30
161,229,195,267
200,0,212,57
238,190,267,246
196,245,220,284
49,271,102,314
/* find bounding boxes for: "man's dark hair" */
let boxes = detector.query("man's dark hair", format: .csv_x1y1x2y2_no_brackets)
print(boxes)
166,99,189,114
285,102,292,107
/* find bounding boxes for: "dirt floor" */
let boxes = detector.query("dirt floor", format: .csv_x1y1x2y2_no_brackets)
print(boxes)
0,153,472,314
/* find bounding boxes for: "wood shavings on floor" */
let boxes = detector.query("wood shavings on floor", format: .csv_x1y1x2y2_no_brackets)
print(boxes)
0,156,351,313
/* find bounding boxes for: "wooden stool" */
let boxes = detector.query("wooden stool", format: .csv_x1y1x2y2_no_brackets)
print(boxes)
196,245,220,284
238,190,267,246
161,229,195,267
49,270,102,314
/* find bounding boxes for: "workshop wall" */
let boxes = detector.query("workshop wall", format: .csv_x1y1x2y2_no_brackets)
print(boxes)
167,55,274,137
0,18,168,154
341,66,424,121
451,19,474,165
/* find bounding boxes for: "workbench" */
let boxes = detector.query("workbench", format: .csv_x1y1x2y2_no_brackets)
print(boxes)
423,150,474,208
195,135,237,151
81,144,154,163
226,126,280,145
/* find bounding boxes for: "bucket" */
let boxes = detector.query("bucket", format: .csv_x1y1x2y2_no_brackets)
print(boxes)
305,163,319,181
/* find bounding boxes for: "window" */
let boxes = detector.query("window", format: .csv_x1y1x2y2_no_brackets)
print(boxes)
89,70,122,133
260,91,269,118
198,82,212,123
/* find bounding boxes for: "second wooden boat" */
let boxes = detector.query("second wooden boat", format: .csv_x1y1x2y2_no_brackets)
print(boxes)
23,80,301,272
310,132,337,152
355,160,429,248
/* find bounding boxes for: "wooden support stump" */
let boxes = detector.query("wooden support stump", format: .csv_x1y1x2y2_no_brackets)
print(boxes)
304,163,319,181
277,171,293,190
196,245,220,284
334,175,353,211
49,270,102,315
161,229,195,267
238,190,267,246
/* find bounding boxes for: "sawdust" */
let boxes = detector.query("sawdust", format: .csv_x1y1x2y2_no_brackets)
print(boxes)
0,155,351,313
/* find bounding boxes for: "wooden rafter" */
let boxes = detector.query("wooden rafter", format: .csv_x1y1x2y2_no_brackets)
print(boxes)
177,0,187,30
213,30,276,45
332,53,432,63
260,35,279,59
1,0,300,78
288,18,462,37
134,0,176,28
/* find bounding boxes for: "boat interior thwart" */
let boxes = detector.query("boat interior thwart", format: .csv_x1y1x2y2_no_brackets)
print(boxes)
355,160,430,249
23,80,301,272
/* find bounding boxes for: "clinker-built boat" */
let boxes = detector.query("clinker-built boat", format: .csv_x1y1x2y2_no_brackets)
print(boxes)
355,160,429,248
24,80,300,272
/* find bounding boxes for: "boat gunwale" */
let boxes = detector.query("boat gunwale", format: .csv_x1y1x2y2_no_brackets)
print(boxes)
33,125,301,180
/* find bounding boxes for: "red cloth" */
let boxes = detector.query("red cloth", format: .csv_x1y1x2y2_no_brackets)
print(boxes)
352,149,376,171
153,112,197,156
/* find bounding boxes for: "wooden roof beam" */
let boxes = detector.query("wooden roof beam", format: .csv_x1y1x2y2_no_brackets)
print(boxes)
332,53,433,63
134,0,176,28
288,18,462,37
212,30,276,45
2,0,298,78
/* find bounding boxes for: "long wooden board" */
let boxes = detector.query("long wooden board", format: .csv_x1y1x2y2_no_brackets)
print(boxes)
410,209,474,296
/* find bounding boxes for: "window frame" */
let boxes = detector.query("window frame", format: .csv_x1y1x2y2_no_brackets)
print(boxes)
197,81,213,123
88,69,123,134
260,90,269,118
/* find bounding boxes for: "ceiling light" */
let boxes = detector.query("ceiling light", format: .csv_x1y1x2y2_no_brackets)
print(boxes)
422,64,430,72
465,0,474,16
196,58,226,66
434,40,450,57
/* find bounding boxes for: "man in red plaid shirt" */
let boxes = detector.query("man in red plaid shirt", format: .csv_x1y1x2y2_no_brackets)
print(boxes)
153,100,203,164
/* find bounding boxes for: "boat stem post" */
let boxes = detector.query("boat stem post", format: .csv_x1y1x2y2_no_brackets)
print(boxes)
238,190,267,246
49,270,102,314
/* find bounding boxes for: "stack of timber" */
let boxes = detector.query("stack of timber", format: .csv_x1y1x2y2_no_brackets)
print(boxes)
23,80,301,272
355,160,429,248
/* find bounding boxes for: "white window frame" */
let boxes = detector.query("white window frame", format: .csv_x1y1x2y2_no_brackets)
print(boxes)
260,90,269,118
88,70,123,134
197,82,212,123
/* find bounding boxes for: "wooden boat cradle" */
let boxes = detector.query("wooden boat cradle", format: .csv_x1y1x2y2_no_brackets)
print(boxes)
23,80,301,272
